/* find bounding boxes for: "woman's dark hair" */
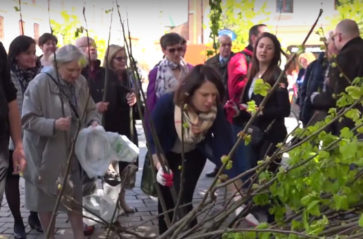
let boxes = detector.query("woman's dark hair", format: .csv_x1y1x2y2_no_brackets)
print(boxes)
248,32,282,86
8,35,36,64
38,33,58,47
160,33,182,50
174,64,224,107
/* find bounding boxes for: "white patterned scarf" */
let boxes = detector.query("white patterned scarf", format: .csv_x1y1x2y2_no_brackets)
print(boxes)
155,58,189,98
174,105,217,144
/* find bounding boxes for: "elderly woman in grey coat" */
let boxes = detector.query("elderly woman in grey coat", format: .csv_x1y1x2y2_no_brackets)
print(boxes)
22,44,99,239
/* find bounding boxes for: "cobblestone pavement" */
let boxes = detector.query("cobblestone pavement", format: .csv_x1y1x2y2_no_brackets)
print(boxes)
0,122,221,239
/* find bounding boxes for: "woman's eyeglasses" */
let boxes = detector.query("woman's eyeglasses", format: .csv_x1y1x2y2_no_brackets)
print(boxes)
167,47,184,54
114,56,127,61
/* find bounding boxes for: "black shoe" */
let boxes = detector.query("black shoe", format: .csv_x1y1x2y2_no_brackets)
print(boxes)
28,213,43,232
14,220,26,239
206,167,219,178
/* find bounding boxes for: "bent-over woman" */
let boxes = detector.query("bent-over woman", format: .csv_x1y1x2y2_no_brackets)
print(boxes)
149,64,233,234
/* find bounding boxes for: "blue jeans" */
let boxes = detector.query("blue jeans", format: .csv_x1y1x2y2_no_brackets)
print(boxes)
227,124,257,187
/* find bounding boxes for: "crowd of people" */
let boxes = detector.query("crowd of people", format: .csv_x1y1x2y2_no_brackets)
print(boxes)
0,17,361,238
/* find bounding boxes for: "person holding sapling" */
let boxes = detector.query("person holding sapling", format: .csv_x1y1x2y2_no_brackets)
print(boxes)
149,65,233,234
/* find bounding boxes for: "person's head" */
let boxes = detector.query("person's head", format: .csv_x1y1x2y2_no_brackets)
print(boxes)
160,32,183,64
174,64,224,113
218,34,232,58
333,19,360,51
75,36,98,61
38,33,58,56
104,44,127,73
325,31,339,60
249,24,267,48
298,52,315,69
52,44,88,84
8,35,37,69
248,32,282,85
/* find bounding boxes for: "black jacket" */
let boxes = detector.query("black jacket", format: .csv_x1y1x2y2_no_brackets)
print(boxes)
234,66,291,144
0,42,16,139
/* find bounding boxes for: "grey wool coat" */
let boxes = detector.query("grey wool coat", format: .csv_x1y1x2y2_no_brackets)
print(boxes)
21,67,100,212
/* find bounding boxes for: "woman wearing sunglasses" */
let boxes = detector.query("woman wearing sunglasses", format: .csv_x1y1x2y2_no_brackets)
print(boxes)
146,33,192,116
102,44,139,212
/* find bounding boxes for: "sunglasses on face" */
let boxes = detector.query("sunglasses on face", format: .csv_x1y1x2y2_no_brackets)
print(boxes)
114,56,127,61
167,47,184,54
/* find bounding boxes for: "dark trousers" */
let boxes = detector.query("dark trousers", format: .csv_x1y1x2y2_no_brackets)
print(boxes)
158,149,206,234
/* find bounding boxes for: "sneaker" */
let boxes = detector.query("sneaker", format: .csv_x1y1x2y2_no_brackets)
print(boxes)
14,220,26,239
28,213,43,232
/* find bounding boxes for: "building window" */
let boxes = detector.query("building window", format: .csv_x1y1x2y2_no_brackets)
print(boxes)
0,16,3,40
19,20,25,35
276,0,293,13
34,23,39,40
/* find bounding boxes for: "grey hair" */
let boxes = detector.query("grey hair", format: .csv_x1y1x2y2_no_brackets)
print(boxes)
51,44,88,67
218,34,232,43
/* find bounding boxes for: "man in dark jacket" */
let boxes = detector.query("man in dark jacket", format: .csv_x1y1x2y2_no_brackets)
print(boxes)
300,31,338,126
0,42,26,208
205,34,234,103
312,19,363,136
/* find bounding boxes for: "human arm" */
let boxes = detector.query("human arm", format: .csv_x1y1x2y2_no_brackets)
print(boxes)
8,100,26,174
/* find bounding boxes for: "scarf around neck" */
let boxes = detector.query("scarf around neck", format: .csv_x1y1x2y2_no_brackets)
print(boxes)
12,64,40,94
174,104,217,144
155,58,189,98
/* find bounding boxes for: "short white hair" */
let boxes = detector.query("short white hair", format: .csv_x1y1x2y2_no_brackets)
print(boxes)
51,44,88,67
218,34,232,43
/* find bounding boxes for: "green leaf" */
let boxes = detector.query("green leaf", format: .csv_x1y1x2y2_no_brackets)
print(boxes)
359,214,363,227
246,100,257,114
345,86,362,99
344,108,361,121
253,78,271,97
333,194,349,210
307,200,321,216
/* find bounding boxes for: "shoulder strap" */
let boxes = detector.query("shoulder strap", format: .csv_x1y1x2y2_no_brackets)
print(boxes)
44,72,79,119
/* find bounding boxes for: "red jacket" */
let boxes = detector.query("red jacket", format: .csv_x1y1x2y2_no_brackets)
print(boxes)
227,46,253,103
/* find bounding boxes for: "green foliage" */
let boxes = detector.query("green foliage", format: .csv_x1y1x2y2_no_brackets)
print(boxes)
209,0,222,54
208,0,270,54
50,10,107,63
247,76,363,238
219,0,270,51
328,0,363,38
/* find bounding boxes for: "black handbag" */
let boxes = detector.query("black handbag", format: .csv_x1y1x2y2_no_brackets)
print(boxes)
140,152,157,197
247,119,276,147
247,125,265,146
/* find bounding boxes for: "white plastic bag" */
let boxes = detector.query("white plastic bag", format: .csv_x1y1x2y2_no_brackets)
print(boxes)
82,179,122,225
106,132,139,163
75,126,139,178
75,125,113,178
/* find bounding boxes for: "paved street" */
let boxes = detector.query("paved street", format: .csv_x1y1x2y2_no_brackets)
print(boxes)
0,117,299,238
0,122,222,238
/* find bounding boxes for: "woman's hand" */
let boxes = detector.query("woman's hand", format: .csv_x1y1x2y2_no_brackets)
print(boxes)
96,101,109,113
12,144,26,175
126,92,137,106
55,116,71,131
